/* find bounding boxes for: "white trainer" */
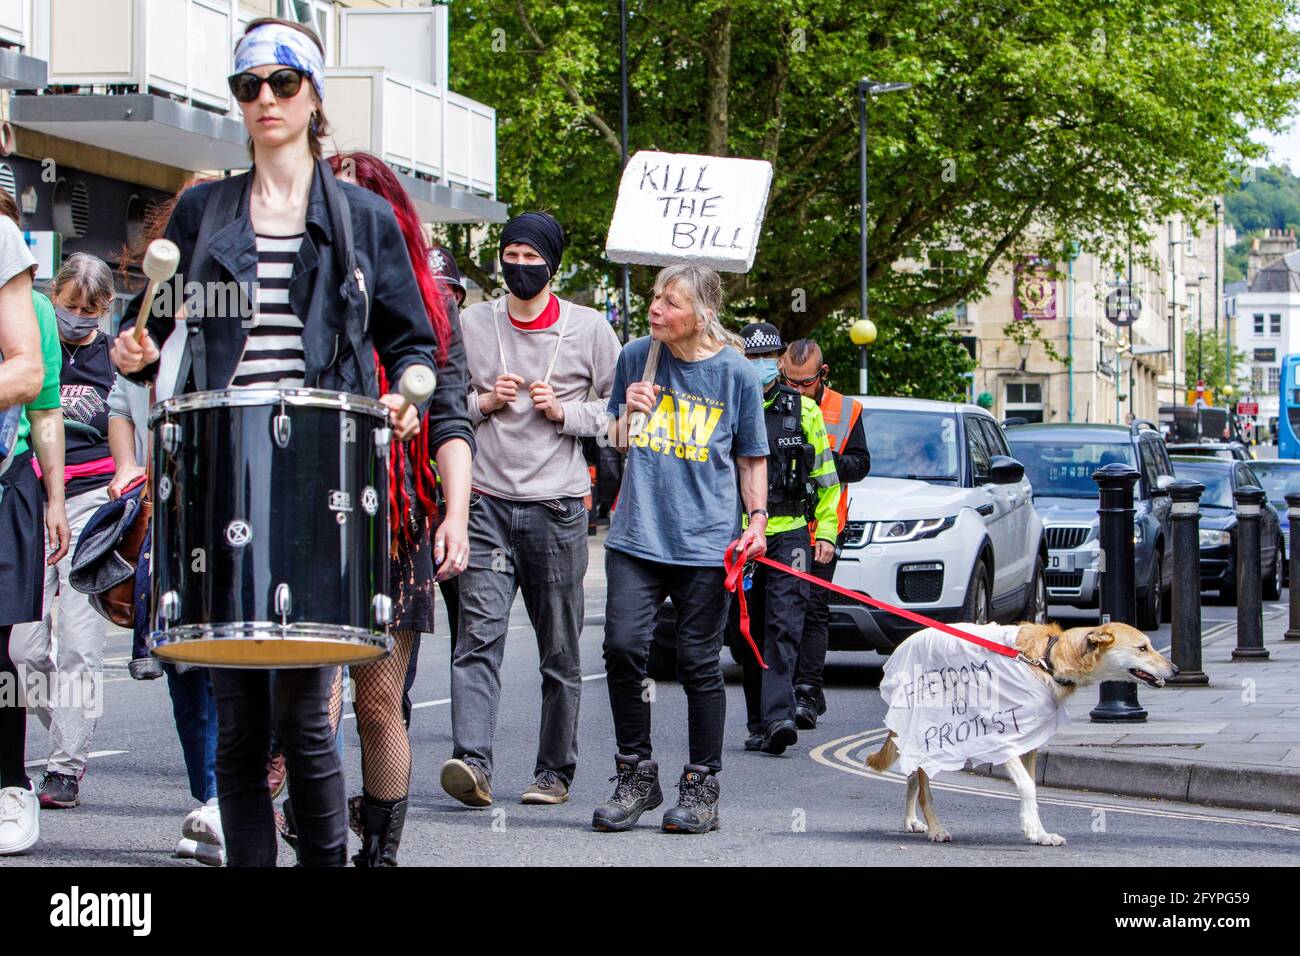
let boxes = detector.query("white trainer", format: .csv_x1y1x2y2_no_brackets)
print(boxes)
0,784,40,855
182,798,224,849
174,837,224,867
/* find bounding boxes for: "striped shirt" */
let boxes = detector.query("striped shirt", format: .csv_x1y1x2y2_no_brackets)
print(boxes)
230,233,306,388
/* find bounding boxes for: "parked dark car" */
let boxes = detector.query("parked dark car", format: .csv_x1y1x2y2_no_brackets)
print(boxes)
1169,456,1284,603
1165,441,1252,461
1245,459,1300,576
1005,419,1172,629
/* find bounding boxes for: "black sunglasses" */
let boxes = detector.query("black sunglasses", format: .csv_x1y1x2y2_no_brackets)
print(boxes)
781,367,827,388
228,68,307,104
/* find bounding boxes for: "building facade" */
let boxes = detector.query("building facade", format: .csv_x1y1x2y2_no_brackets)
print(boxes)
960,206,1225,427
1230,230,1300,436
0,0,504,310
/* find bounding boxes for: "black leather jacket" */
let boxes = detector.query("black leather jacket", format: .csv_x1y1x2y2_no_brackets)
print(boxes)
126,161,473,457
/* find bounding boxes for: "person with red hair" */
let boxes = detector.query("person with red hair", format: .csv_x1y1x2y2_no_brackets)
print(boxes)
327,151,471,866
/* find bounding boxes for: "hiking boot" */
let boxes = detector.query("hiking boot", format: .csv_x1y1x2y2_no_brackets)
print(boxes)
522,769,570,805
761,719,798,756
440,758,493,807
794,684,819,730
38,771,79,809
661,765,720,834
591,754,662,832
744,732,764,751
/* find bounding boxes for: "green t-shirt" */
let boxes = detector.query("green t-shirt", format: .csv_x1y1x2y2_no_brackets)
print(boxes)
13,291,61,458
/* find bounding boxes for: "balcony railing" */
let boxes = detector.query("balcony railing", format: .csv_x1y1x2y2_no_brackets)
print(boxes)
325,66,497,200
42,0,234,112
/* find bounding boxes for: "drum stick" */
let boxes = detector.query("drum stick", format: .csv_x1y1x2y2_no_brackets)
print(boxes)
395,365,437,422
133,239,181,344
627,339,662,439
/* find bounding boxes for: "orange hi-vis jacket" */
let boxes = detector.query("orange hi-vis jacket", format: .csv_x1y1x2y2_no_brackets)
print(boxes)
818,386,863,535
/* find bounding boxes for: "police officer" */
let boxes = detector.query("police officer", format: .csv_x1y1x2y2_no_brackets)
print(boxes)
736,323,839,755
780,339,871,728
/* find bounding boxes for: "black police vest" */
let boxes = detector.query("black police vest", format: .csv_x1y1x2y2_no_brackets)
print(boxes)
765,384,816,518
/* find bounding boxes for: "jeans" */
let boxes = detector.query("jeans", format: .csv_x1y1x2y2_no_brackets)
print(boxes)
165,665,217,803
10,486,111,775
451,492,588,784
739,529,811,734
794,552,838,692
602,548,729,773
211,667,345,867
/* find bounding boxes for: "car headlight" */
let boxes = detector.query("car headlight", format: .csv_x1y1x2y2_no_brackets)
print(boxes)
1199,529,1230,548
871,517,955,543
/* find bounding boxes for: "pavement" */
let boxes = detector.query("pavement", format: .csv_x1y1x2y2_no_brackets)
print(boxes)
4,530,1299,867
969,604,1300,814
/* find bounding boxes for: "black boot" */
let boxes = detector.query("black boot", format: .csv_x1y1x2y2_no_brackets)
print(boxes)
661,764,720,834
591,754,662,832
794,684,819,730
352,793,408,867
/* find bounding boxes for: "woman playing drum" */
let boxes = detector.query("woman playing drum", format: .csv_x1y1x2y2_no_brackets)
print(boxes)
110,17,470,866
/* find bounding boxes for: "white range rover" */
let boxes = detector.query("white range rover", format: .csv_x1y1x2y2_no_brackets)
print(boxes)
828,397,1048,654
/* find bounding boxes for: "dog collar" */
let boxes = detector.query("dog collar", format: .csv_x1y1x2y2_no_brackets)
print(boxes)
1042,635,1075,687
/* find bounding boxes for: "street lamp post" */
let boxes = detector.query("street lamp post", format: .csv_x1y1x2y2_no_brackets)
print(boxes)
850,318,877,394
1196,272,1208,385
857,78,911,359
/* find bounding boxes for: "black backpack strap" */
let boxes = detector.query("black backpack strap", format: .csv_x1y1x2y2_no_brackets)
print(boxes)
317,158,363,322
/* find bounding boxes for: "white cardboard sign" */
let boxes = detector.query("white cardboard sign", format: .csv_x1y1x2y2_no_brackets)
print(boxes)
605,151,773,273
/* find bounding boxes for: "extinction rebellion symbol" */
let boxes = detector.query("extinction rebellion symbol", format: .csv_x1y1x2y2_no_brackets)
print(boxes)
361,486,379,516
225,520,252,547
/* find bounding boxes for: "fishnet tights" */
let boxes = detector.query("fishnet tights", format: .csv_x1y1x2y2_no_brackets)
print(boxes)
347,629,416,800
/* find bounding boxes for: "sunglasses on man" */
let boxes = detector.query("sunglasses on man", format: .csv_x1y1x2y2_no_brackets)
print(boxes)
781,367,828,388
228,68,308,103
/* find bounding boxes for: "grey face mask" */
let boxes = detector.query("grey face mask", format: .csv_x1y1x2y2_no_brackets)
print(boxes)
55,306,101,341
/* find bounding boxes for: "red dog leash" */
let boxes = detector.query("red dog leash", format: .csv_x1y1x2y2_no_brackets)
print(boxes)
723,541,1025,668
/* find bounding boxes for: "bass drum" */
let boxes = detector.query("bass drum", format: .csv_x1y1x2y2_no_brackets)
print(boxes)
148,388,393,668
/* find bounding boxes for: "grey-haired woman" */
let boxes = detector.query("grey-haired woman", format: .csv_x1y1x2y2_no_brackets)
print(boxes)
10,252,119,813
594,264,770,835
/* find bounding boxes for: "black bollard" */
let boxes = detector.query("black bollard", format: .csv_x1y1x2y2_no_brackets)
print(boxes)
1232,485,1270,661
1090,461,1147,722
1286,492,1300,642
1167,480,1209,685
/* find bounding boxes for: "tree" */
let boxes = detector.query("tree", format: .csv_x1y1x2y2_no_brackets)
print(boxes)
1184,328,1248,398
447,0,1300,392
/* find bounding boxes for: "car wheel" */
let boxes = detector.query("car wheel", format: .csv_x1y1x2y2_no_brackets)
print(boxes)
1019,556,1047,624
1263,542,1283,601
961,559,992,625
1136,557,1161,631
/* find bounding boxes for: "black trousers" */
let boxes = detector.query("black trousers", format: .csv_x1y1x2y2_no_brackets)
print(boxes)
602,548,729,773
739,529,811,734
211,667,345,866
793,552,839,691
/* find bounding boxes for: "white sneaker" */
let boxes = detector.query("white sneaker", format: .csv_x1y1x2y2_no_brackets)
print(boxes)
174,837,224,867
182,798,224,849
0,784,40,855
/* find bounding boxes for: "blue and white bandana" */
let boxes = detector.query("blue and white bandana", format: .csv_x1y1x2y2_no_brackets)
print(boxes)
233,23,325,101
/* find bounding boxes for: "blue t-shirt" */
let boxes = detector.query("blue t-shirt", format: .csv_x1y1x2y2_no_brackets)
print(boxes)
606,335,768,567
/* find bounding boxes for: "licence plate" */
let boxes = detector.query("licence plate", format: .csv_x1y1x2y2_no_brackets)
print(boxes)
1048,552,1072,571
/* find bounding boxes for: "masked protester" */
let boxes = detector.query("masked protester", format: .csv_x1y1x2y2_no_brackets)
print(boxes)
734,323,840,755
780,338,870,728
443,212,621,807
10,254,119,814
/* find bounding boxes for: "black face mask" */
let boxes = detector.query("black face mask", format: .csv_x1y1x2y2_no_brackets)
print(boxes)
501,262,551,301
